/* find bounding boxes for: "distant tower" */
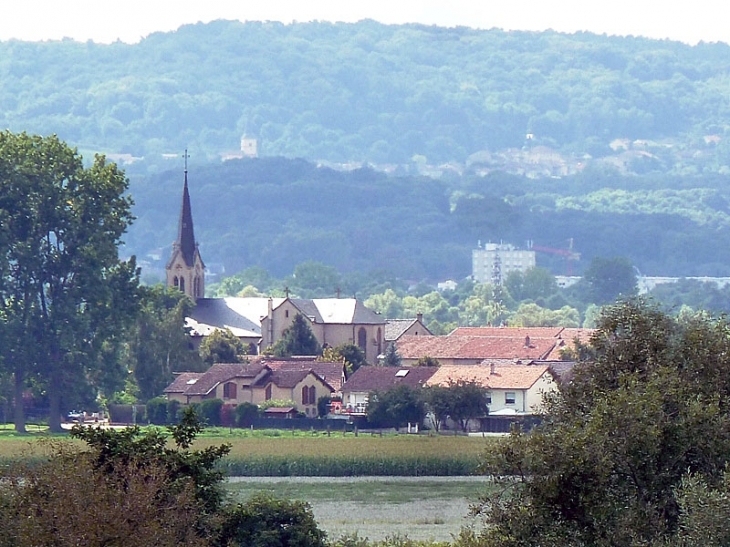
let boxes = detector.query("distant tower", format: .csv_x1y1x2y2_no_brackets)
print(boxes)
166,150,205,300
240,134,258,158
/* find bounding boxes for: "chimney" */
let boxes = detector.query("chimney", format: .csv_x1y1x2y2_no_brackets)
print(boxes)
524,335,531,348
416,312,423,323
490,362,496,375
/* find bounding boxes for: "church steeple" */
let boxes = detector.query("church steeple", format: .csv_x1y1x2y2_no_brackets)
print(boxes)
177,154,197,267
166,150,205,300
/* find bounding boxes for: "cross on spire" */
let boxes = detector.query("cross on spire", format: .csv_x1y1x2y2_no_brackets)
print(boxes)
183,149,190,174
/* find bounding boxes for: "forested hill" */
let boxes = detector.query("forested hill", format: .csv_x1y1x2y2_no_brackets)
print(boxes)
2,20,730,167
127,157,730,281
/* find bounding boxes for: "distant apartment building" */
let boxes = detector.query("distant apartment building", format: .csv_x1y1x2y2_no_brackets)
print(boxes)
472,242,536,284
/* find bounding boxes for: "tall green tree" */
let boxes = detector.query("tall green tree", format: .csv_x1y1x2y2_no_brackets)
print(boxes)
271,313,321,357
381,342,402,367
199,328,246,365
0,131,139,432
580,256,638,305
472,300,730,546
127,285,202,402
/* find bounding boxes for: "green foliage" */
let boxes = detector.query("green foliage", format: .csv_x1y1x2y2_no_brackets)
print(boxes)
271,313,322,357
128,285,202,402
0,131,139,432
424,381,488,432
234,402,260,427
381,343,403,367
317,395,332,418
321,342,368,372
199,328,246,364
472,300,730,546
580,255,638,305
216,492,326,547
198,398,225,427
145,396,169,425
367,385,425,429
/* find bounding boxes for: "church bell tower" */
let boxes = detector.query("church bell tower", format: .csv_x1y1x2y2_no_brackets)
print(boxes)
166,150,205,300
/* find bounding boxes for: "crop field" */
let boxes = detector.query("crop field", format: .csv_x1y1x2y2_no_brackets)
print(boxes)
0,426,497,476
226,476,493,542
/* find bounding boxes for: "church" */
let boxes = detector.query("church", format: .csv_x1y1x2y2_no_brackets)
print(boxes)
165,164,387,363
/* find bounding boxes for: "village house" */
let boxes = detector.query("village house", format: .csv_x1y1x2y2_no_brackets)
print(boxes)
339,366,438,415
384,313,432,344
166,165,385,362
425,362,558,415
163,359,340,417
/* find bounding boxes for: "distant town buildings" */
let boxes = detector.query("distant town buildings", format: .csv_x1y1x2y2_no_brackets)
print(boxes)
472,242,536,284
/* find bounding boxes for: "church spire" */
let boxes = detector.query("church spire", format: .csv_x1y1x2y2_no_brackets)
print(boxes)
166,149,205,300
176,150,197,267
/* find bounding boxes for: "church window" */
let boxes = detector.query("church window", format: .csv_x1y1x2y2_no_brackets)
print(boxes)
265,384,272,401
179,277,185,292
377,328,382,355
302,386,309,405
358,328,367,350
174,276,179,288
309,386,316,404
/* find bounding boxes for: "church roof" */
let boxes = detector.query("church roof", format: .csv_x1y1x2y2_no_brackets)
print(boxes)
288,298,384,325
186,297,272,338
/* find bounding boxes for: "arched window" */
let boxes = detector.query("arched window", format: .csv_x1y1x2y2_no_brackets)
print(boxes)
173,276,179,288
194,276,200,297
377,328,382,355
179,277,185,292
309,386,316,405
265,384,272,401
302,386,309,405
358,327,367,350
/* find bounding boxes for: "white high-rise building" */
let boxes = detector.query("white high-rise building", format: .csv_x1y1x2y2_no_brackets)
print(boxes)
472,242,536,284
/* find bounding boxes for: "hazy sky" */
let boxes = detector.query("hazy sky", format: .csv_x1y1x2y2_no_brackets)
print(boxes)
0,0,726,45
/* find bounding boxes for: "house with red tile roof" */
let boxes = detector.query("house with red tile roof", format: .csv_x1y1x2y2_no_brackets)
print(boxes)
163,360,338,417
339,365,438,414
425,363,557,415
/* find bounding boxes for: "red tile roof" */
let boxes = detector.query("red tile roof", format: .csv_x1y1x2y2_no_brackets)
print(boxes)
425,364,551,390
396,335,557,361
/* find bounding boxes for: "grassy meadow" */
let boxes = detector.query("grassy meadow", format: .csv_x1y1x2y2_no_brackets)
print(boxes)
226,476,492,542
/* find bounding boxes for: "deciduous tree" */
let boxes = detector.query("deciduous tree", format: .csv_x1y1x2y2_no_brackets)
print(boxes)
0,131,139,432
472,300,730,546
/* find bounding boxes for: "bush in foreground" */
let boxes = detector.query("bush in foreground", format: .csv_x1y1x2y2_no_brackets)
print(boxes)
0,407,327,546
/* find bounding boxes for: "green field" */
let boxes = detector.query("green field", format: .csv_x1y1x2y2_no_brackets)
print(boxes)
0,426,496,476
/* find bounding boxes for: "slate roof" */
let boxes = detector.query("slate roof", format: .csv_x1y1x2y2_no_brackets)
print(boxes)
254,357,345,392
396,335,557,361
341,366,438,393
166,173,201,269
262,369,312,389
425,364,552,390
180,363,268,397
186,297,273,338
163,372,204,394
384,319,432,341
288,298,384,325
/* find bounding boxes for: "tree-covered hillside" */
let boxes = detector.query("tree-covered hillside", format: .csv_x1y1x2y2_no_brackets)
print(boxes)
128,157,730,281
2,20,730,167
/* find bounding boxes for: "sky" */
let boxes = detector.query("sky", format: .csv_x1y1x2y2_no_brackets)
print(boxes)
0,0,727,46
